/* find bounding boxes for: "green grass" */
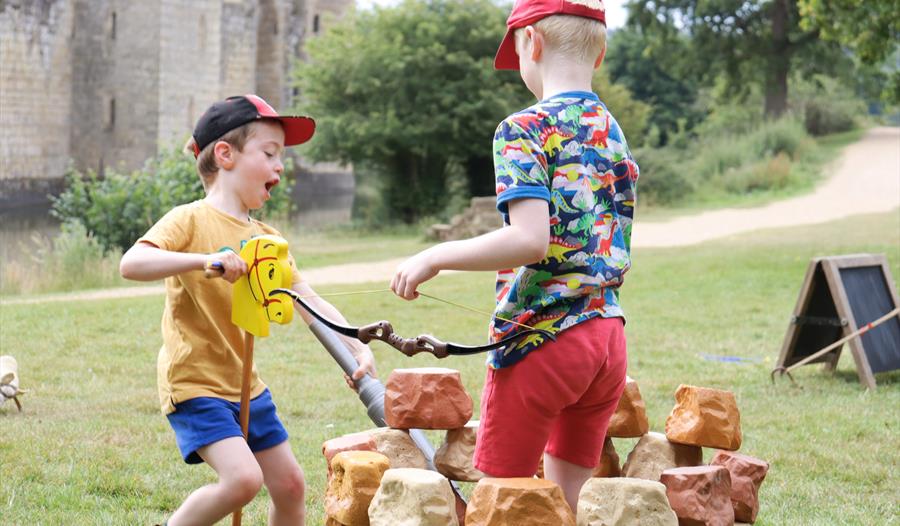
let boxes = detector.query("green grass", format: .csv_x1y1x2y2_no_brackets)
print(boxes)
1,210,898,525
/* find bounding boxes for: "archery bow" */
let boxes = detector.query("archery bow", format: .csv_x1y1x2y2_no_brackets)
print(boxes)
269,287,555,359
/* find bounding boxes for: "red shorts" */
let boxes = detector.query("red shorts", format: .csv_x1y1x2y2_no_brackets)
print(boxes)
473,316,627,476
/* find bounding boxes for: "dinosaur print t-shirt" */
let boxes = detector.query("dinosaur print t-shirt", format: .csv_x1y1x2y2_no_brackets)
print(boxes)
489,91,639,369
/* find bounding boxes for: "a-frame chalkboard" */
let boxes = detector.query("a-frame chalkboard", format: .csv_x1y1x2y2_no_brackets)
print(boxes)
777,254,900,389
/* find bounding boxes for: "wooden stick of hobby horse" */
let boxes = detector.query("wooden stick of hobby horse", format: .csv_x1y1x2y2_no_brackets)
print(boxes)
232,331,254,526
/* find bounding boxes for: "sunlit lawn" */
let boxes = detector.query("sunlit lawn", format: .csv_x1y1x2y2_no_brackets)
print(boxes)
1,210,898,524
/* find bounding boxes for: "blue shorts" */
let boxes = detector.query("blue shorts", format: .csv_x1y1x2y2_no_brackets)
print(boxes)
166,389,289,464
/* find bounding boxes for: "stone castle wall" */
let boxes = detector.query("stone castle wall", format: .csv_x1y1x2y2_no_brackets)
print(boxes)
0,0,354,205
0,0,74,194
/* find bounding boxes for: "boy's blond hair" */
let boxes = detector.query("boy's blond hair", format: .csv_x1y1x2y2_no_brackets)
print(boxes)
517,13,607,65
183,123,256,190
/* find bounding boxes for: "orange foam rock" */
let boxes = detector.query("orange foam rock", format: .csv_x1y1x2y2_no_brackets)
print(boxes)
607,376,650,438
465,478,575,526
323,432,378,475
326,450,390,526
384,367,473,430
660,466,734,526
665,384,742,450
711,450,770,523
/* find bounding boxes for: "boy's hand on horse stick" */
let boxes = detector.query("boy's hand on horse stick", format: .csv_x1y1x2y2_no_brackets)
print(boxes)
204,250,247,282
344,348,377,391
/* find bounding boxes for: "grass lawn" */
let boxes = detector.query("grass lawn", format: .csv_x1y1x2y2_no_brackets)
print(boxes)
1,210,898,525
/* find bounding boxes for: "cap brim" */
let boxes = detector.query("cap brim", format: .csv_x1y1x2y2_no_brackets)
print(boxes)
277,116,316,146
494,28,520,70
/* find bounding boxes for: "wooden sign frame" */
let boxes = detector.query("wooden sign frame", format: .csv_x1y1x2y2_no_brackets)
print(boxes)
777,254,900,389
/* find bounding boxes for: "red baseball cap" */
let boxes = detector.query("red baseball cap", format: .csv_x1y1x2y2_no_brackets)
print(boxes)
494,0,607,70
191,94,316,157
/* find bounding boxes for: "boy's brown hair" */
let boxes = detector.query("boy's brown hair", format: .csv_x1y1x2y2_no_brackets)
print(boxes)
184,124,255,190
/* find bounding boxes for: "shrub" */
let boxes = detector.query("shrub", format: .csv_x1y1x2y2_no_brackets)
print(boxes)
791,74,866,135
632,146,694,205
51,146,294,252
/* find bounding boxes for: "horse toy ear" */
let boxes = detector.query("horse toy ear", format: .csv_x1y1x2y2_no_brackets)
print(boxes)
231,235,294,337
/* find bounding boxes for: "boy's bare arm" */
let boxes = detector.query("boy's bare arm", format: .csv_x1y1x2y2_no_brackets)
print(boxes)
392,198,550,300
119,241,247,282
290,281,377,381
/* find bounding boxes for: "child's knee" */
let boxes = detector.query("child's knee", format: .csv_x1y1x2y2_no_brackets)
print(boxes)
224,464,265,505
271,465,306,504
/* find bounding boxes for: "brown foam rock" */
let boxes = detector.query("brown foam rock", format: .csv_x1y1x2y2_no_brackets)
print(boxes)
607,376,650,438
595,436,622,477
358,428,429,469
324,432,378,475
384,367,473,429
325,518,345,526
660,466,734,526
326,450,390,526
664,384,742,451
368,468,460,525
434,420,485,482
622,432,703,481
577,478,677,526
466,478,575,526
711,450,770,523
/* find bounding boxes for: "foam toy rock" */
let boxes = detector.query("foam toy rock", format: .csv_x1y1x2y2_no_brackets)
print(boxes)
607,376,650,438
325,517,344,526
577,478,678,526
595,436,622,478
622,432,703,481
434,420,485,482
359,428,429,470
664,384,742,451
711,450,770,523
368,468,460,526
326,450,390,526
465,478,575,526
384,368,473,430
323,432,378,475
660,465,734,526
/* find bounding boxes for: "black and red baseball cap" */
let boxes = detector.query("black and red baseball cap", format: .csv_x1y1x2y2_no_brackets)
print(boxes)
494,0,607,70
191,94,316,157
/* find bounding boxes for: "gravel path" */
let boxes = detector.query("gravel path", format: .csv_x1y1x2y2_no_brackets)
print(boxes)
3,127,897,306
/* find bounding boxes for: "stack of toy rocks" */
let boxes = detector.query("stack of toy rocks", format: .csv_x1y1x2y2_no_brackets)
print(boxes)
575,378,770,526
320,369,770,526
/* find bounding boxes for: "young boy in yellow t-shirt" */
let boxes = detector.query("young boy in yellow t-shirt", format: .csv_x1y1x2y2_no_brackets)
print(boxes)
120,95,375,526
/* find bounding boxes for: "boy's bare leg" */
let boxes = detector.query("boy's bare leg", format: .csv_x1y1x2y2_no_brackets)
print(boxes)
255,441,306,526
543,452,593,513
168,436,264,526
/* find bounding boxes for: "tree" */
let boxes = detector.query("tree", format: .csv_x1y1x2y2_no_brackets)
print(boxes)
798,0,900,64
293,0,532,223
605,29,702,145
628,0,841,118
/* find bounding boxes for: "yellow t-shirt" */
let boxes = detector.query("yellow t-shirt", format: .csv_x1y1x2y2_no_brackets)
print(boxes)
139,200,303,414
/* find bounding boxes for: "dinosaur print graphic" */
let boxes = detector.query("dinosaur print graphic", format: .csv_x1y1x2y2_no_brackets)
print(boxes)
488,91,639,369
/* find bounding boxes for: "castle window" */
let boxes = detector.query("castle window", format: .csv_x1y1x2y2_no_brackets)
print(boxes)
105,97,116,131
110,11,117,40
199,15,207,52
313,14,320,33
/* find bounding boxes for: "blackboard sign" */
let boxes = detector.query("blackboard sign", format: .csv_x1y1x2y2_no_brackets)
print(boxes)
777,254,900,389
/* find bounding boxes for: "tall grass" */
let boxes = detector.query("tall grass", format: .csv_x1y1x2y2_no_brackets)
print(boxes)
0,223,126,296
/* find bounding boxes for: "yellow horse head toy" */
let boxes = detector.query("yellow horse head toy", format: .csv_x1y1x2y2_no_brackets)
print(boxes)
232,235,294,337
